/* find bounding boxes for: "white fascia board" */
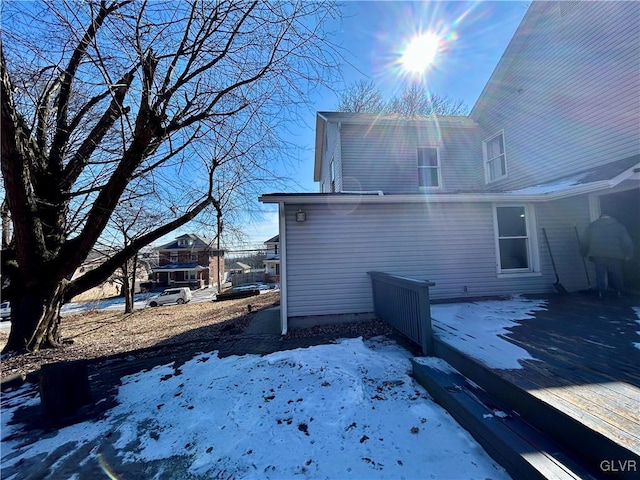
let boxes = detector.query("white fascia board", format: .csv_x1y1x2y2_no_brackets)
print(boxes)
313,113,329,182
258,177,637,205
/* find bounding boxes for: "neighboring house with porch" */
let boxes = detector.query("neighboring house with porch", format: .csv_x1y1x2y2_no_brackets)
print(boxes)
151,234,224,289
263,235,280,283
260,1,640,333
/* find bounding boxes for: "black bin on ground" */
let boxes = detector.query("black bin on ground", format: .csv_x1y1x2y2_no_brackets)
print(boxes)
39,360,92,420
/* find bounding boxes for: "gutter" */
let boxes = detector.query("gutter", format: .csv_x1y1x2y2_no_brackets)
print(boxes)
259,178,631,205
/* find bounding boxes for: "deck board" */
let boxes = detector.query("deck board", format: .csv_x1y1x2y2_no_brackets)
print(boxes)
432,294,640,459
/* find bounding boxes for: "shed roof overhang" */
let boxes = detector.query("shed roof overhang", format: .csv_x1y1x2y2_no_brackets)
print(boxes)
262,160,639,205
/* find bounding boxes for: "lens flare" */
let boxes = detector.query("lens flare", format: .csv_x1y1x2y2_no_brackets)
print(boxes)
401,33,440,73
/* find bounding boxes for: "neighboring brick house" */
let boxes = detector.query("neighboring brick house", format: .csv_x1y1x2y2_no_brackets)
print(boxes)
151,234,224,289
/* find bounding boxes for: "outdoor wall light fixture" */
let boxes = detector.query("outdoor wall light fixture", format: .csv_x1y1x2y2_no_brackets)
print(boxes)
295,210,306,222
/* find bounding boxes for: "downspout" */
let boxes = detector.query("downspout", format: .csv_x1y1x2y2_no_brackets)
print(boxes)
278,202,288,334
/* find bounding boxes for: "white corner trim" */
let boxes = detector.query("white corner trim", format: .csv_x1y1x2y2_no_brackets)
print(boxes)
278,202,288,335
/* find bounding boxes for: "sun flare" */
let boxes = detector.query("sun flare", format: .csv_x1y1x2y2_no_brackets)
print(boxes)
401,33,440,73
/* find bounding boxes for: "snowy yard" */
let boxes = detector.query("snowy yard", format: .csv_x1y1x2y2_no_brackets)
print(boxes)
4,296,637,479
1,337,509,479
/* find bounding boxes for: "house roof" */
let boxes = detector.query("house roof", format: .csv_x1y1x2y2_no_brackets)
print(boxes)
313,112,480,182
265,235,279,244
158,233,215,251
502,155,640,195
262,155,639,206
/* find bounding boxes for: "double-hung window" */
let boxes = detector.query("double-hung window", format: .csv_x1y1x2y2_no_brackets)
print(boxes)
494,205,538,273
483,131,507,183
170,252,178,263
417,147,440,188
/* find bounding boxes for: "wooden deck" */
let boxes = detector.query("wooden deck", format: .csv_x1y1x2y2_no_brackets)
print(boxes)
419,293,640,479
498,295,640,458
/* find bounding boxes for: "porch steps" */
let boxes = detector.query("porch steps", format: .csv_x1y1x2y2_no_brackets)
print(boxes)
411,358,599,480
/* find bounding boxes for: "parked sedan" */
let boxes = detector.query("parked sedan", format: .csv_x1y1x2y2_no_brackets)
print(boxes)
146,287,192,307
0,302,10,320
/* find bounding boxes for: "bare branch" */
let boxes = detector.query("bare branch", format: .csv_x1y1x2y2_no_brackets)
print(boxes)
61,67,137,191
49,1,132,172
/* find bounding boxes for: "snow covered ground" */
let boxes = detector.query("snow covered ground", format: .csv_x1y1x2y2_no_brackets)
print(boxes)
3,296,639,478
59,292,156,316
1,337,510,479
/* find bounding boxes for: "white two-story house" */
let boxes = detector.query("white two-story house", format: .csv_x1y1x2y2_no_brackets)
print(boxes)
260,1,640,333
263,235,280,283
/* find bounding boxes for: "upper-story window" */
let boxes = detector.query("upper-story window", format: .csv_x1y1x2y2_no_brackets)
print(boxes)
190,252,198,262
483,131,507,183
417,147,441,188
170,252,178,263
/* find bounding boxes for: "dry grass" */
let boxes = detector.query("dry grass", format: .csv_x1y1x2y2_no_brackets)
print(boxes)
0,291,280,380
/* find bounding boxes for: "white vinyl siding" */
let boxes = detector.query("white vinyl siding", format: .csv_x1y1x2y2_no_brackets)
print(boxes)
483,131,507,183
282,200,588,319
417,147,441,189
473,2,639,189
340,121,483,194
493,204,539,274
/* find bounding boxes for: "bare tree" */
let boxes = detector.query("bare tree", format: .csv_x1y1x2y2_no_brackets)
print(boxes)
107,201,162,313
386,84,468,116
0,0,341,353
337,81,468,116
336,80,385,113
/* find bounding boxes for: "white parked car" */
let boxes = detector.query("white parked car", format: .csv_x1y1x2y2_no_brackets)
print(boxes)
0,302,10,320
147,287,192,307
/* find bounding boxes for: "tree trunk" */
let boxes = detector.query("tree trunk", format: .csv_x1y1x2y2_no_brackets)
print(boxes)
2,282,66,353
122,262,133,314
128,253,138,312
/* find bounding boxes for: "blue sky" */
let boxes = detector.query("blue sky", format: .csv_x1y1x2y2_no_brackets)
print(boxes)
236,1,528,250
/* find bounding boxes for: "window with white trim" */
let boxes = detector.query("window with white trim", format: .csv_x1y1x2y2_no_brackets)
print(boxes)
170,252,178,263
417,147,440,188
494,205,537,273
483,131,507,183
190,252,198,262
